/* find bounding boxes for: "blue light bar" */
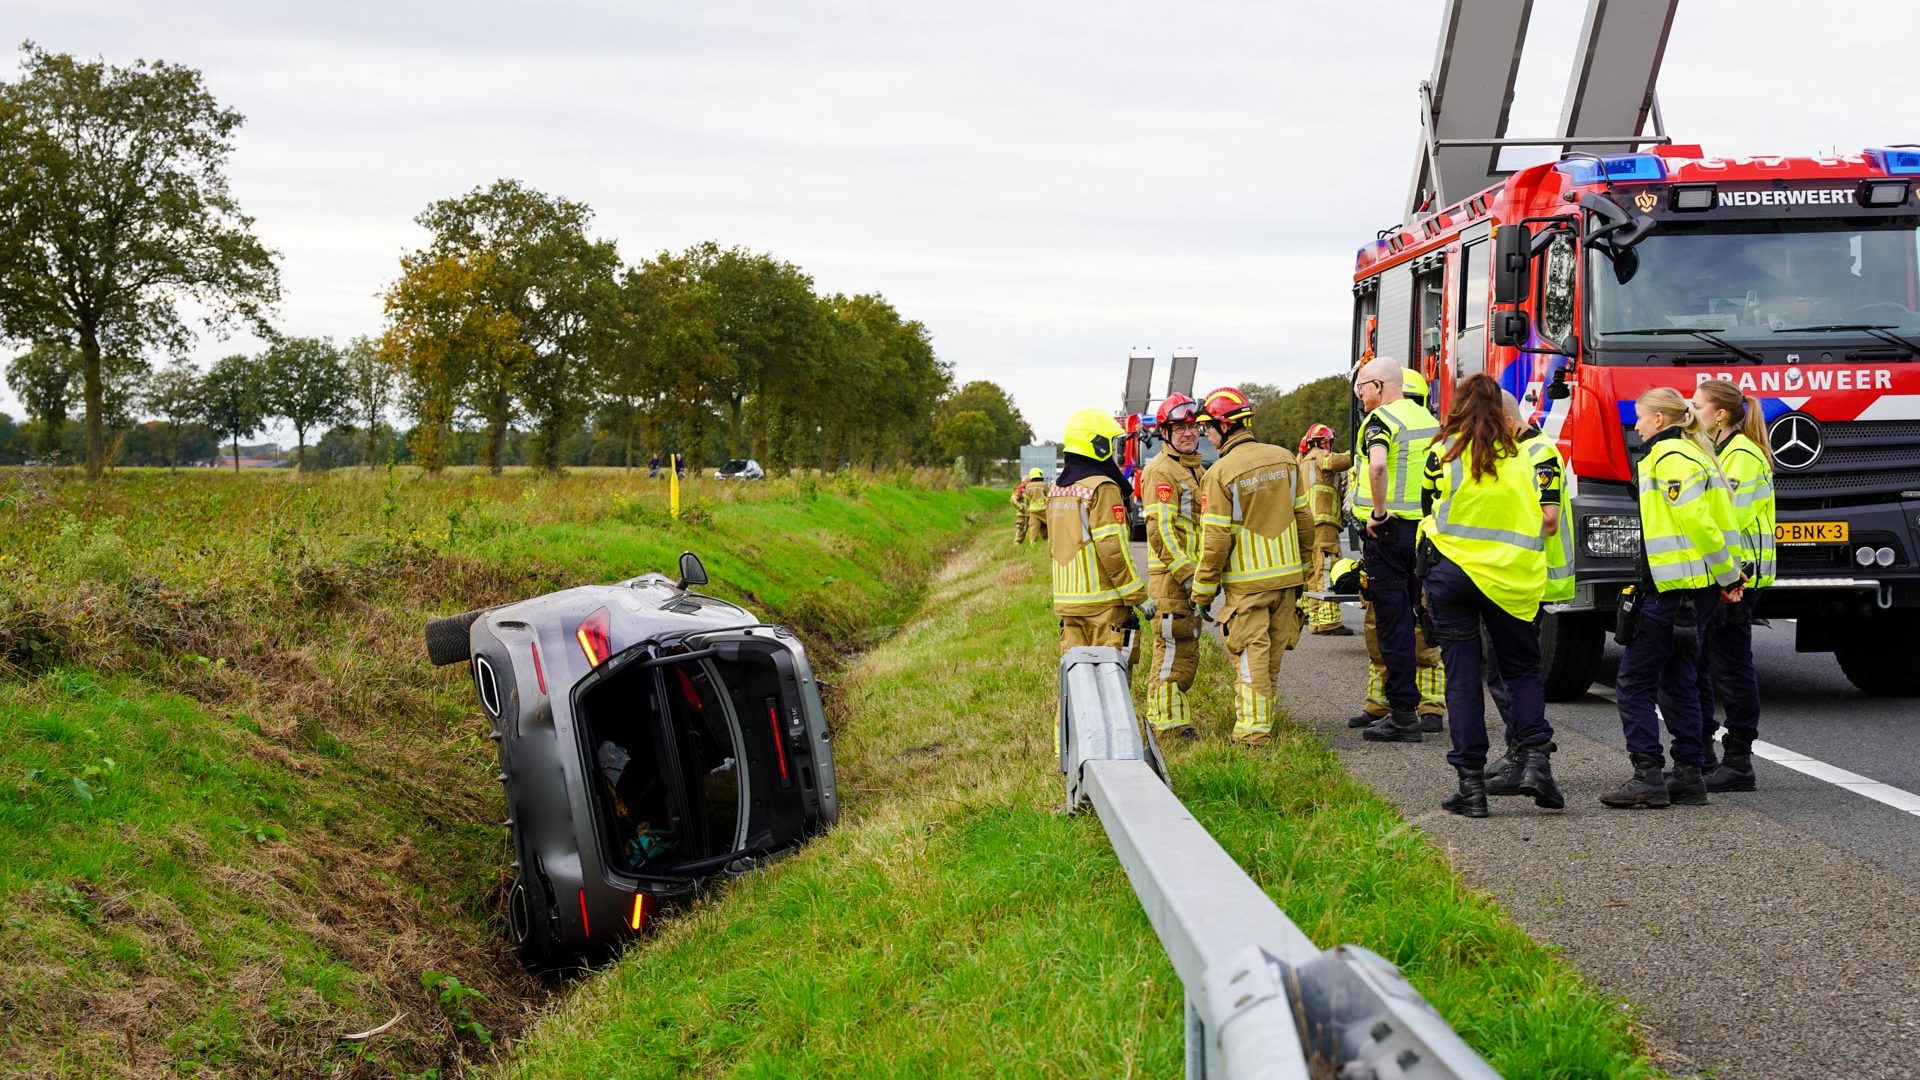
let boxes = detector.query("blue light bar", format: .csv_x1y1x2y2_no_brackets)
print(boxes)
1555,154,1669,185
1866,147,1920,176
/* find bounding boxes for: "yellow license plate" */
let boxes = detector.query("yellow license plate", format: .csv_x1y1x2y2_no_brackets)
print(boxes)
1775,521,1848,544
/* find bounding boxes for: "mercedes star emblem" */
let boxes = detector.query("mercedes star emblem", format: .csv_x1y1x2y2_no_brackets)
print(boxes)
1768,412,1824,471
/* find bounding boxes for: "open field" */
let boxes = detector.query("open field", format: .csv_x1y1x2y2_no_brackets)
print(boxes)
0,467,999,1077
493,535,1659,1079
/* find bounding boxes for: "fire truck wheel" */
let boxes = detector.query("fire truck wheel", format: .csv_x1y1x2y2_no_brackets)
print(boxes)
1539,610,1605,701
1835,626,1920,697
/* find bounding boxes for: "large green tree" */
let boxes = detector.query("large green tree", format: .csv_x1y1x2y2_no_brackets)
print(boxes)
341,335,394,467
201,352,265,472
261,336,347,470
0,44,279,479
380,251,527,473
4,341,77,456
939,380,1031,464
144,356,203,471
407,180,618,472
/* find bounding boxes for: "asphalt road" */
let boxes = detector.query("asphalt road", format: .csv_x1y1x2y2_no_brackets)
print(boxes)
1131,542,1920,1077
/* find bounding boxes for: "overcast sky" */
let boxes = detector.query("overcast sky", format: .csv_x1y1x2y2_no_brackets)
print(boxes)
9,1,1920,445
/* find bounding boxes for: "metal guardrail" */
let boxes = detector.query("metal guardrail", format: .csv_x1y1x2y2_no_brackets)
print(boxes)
1058,646,1502,1080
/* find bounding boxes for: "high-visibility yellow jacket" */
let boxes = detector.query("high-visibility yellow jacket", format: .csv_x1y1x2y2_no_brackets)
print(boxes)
1637,428,1742,592
1360,397,1440,520
1299,447,1352,526
1140,446,1206,601
1420,435,1547,621
1522,430,1575,603
1012,480,1047,513
1192,430,1315,606
1717,432,1776,588
1047,473,1147,615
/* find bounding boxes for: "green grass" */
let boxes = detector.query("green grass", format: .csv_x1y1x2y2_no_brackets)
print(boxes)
491,536,1659,1079
0,466,1000,1077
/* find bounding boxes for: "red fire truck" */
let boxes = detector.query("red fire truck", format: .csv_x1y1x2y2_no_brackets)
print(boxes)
1352,145,1920,698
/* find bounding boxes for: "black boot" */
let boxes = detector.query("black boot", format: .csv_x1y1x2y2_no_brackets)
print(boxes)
1484,741,1524,796
1362,709,1423,743
1664,762,1708,806
1347,711,1385,729
1600,753,1672,809
1704,735,1757,792
1419,712,1444,733
1441,765,1489,818
1517,744,1566,810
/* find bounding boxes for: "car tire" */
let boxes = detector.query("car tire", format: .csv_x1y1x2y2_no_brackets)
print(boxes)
425,609,484,666
1836,626,1920,696
1539,609,1605,701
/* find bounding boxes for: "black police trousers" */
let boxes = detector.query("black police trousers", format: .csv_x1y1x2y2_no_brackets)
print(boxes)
1362,516,1421,714
1424,555,1551,770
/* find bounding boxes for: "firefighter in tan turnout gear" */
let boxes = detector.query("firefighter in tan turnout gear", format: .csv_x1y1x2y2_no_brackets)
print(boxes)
1140,393,1207,739
1189,387,1315,746
1011,467,1048,544
1049,408,1152,655
1297,422,1353,636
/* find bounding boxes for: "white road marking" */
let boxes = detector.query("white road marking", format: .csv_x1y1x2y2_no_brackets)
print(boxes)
1590,686,1920,818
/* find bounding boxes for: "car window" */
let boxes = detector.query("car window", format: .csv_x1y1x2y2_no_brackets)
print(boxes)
664,663,742,857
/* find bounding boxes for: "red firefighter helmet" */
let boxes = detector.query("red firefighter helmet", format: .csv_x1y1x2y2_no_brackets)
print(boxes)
1298,422,1334,454
1200,386,1255,426
1156,392,1201,426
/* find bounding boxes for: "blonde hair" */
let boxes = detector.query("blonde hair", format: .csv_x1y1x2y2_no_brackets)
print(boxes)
1694,378,1773,466
1637,387,1731,490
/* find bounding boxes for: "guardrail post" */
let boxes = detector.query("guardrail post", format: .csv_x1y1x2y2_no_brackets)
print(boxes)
1058,648,1502,1080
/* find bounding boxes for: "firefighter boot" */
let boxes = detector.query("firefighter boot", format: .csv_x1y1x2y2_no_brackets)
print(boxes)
1704,734,1757,792
1441,765,1489,818
1419,711,1445,733
1361,708,1423,744
1347,710,1385,729
1600,753,1672,809
1483,735,1524,796
1664,763,1709,806
1516,745,1566,810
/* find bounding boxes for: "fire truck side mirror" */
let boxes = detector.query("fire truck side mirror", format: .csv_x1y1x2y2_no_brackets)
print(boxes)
1492,310,1530,348
1494,224,1533,305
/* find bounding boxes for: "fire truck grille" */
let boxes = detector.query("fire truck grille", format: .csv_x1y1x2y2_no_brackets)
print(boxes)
1773,420,1920,504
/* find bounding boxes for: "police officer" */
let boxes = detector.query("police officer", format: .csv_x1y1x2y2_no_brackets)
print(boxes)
1011,467,1048,544
1190,386,1315,746
1141,393,1207,738
1298,422,1354,636
1419,374,1561,817
1484,391,1572,796
1353,358,1441,743
1601,387,1743,809
1048,409,1153,657
1692,378,1774,792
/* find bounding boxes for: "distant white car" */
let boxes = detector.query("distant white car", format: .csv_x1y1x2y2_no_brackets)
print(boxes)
714,459,765,481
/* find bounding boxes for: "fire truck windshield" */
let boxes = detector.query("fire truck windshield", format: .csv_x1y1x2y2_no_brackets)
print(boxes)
1589,219,1920,355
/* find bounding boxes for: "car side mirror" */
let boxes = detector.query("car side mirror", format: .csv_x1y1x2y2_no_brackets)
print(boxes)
1492,309,1531,347
677,551,709,590
1494,224,1532,305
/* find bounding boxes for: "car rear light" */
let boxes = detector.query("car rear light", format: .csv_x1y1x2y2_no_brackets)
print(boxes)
576,608,612,667
578,888,591,937
766,697,791,788
530,640,547,695
628,891,653,932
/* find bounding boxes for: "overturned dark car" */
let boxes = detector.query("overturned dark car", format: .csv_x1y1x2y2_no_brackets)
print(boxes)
425,553,838,969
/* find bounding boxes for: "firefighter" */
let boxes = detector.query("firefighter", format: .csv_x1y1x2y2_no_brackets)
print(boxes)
1353,358,1441,743
1484,391,1571,797
1691,378,1774,792
1140,393,1207,738
1419,374,1561,817
1298,422,1354,636
1190,386,1315,746
1601,387,1743,809
1011,467,1048,544
1048,408,1153,658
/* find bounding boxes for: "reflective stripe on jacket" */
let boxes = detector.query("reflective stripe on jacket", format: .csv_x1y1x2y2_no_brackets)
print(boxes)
1523,432,1575,603
1636,429,1742,592
1192,431,1315,603
1718,432,1776,588
1047,475,1146,614
1362,397,1440,520
1141,447,1206,599
1420,435,1547,621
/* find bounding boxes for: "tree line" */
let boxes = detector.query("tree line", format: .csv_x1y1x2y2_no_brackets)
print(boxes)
0,45,1030,478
